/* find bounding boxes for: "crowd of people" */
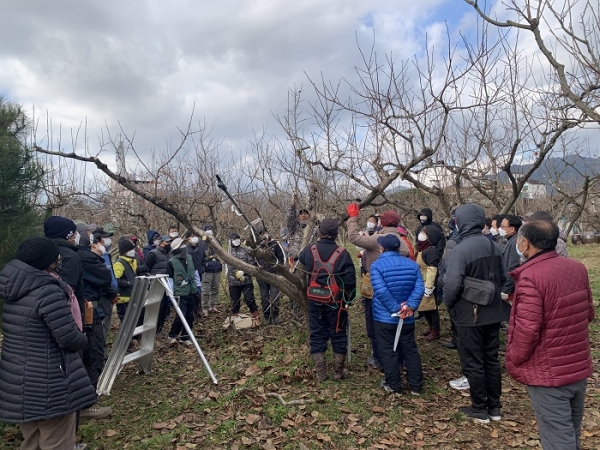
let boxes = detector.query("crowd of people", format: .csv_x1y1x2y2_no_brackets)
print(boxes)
0,200,594,449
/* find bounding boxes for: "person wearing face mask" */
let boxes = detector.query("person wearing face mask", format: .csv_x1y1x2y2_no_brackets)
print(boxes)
168,224,180,240
166,238,199,345
507,220,594,450
146,235,173,331
93,227,119,353
227,232,260,324
489,215,507,250
77,233,117,420
254,225,285,325
415,208,446,254
415,225,444,341
113,239,140,323
0,237,96,450
285,194,314,268
143,229,161,259
198,223,223,316
44,216,86,326
482,218,495,241
186,230,206,316
499,215,523,323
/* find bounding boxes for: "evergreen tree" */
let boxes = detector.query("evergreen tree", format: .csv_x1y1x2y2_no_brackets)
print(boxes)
0,97,44,268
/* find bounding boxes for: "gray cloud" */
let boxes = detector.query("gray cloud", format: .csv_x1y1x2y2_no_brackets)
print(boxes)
0,0,464,165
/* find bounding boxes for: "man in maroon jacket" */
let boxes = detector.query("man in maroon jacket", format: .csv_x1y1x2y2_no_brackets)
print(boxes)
507,220,594,450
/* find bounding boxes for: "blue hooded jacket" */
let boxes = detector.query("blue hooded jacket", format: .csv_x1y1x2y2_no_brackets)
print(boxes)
143,229,160,259
370,251,424,325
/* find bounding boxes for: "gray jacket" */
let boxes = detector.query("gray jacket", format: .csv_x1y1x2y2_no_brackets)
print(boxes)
0,260,96,423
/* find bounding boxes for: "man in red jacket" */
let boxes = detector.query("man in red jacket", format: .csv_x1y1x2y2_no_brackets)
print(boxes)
507,220,594,450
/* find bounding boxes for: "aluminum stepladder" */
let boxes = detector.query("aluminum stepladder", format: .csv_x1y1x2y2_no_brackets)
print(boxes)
96,275,217,396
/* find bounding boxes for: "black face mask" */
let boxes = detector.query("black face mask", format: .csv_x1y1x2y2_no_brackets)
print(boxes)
448,218,456,231
300,223,307,229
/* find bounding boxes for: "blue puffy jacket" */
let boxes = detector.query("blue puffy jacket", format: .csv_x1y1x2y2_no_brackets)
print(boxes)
370,251,424,325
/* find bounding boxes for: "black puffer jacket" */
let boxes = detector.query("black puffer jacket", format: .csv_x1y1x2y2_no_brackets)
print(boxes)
442,204,505,327
0,260,96,423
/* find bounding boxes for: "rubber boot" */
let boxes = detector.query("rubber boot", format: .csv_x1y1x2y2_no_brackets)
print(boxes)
425,328,440,341
333,353,348,380
311,353,327,382
421,326,432,337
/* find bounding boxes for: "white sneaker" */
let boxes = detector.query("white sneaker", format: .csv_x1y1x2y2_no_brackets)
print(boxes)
167,337,178,345
449,376,470,390
181,340,194,347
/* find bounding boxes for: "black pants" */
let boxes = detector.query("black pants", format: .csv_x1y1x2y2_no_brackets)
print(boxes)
422,307,440,330
169,295,195,341
456,323,502,412
308,301,347,354
230,284,258,314
82,316,106,388
157,294,171,333
258,281,280,320
363,298,380,362
374,321,423,393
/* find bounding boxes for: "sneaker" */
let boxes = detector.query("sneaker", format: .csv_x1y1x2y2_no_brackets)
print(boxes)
458,406,490,424
449,376,470,390
442,341,458,349
181,340,194,347
209,307,221,313
75,444,89,450
366,357,383,371
380,379,400,393
410,390,421,396
488,408,501,421
79,405,113,420
167,337,178,345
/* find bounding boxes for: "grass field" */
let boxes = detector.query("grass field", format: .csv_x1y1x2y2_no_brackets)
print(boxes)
1,244,599,449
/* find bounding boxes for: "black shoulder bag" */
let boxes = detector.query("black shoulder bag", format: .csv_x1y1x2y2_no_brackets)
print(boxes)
461,240,497,306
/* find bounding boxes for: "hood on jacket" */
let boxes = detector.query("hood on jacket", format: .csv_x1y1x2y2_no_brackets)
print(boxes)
417,208,433,225
423,224,444,249
146,229,160,244
202,223,214,232
455,204,485,238
0,260,61,303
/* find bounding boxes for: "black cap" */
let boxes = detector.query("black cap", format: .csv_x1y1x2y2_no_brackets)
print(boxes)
118,239,136,255
94,227,113,238
377,234,401,251
318,218,339,239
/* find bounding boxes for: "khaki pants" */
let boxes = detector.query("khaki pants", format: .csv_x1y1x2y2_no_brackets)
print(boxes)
20,412,76,450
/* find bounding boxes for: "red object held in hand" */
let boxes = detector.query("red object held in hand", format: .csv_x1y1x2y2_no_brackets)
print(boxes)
347,203,360,218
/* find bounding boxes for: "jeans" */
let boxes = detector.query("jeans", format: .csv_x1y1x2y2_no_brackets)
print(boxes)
374,321,423,393
456,323,502,412
308,301,348,355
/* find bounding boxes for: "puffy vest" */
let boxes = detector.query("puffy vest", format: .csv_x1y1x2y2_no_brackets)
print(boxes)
149,247,168,275
115,257,136,298
170,256,197,297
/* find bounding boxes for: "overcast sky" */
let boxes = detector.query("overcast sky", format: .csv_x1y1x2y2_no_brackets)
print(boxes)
0,0,482,170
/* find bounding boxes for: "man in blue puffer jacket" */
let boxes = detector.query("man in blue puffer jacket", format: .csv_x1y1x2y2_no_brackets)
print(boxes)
370,234,425,394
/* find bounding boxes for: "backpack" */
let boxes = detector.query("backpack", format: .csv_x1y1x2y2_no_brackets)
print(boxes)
306,245,344,304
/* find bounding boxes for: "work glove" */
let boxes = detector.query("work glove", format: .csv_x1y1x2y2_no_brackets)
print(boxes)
424,287,434,297
501,292,509,301
399,302,414,319
235,270,245,281
346,203,360,218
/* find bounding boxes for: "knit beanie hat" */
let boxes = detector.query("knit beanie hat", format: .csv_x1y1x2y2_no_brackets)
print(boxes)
16,237,60,270
318,218,339,239
377,234,401,252
118,238,136,255
44,216,77,240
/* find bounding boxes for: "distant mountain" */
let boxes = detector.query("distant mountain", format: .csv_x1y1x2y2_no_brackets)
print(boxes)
501,156,600,186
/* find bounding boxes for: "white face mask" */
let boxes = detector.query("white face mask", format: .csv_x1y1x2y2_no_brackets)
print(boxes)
419,215,428,222
516,239,525,258
366,222,376,230
232,239,241,247
103,237,112,248
417,233,427,242
205,229,213,236
74,232,81,245
169,232,179,238
97,244,107,255
490,228,498,236
498,228,507,237
190,236,199,245
126,249,136,258
153,239,160,246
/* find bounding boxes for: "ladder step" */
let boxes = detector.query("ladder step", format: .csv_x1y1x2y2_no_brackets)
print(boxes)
121,348,153,366
133,323,157,335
